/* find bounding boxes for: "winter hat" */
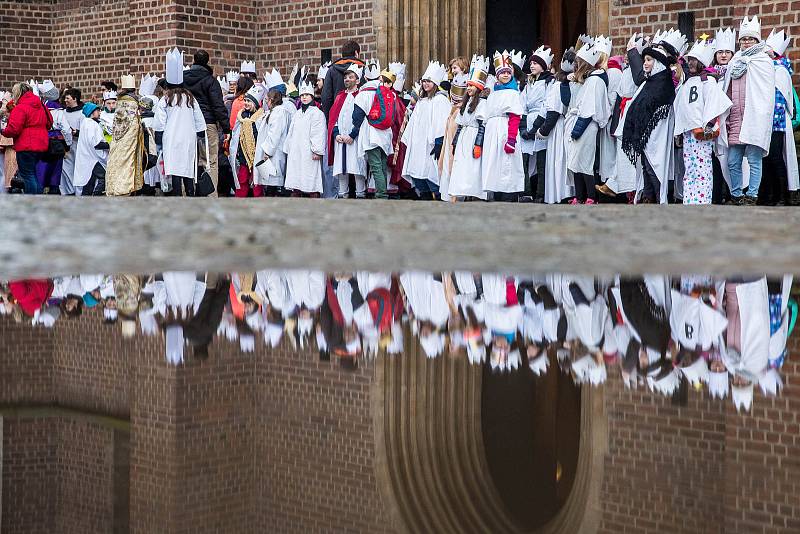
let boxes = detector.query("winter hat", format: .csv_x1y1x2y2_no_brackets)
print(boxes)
82,102,100,118
245,84,266,108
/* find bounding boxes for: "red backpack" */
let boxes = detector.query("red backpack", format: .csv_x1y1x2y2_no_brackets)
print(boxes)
365,86,397,130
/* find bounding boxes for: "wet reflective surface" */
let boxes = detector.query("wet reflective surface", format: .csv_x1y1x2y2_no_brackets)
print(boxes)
1,271,799,533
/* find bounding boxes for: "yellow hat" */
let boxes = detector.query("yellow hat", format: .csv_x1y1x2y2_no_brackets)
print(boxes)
380,70,397,85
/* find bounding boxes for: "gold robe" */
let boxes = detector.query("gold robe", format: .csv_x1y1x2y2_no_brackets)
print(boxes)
106,94,145,196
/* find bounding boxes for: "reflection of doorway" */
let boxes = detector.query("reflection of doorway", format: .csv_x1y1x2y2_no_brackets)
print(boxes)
485,0,586,64
481,351,581,530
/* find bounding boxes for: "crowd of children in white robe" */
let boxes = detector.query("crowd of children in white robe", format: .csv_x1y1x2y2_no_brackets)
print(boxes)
1,270,795,413
3,13,796,204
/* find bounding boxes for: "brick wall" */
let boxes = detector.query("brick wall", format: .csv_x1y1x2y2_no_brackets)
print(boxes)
0,2,54,91
607,1,800,84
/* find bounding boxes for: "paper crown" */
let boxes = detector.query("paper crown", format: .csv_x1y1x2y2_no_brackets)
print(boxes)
560,47,576,73
298,80,315,96
345,63,364,79
245,84,266,106
317,61,332,80
37,79,55,95
715,27,737,53
576,42,602,66
468,54,490,89
532,46,555,69
226,70,241,83
654,28,689,56
493,49,526,74
389,61,406,91
264,68,284,90
594,35,613,56
120,75,136,90
450,73,469,101
687,39,716,67
577,34,595,47
102,90,118,101
421,60,448,85
628,32,646,54
216,76,228,93
139,74,158,97
240,60,257,74
380,69,397,85
765,28,791,56
739,15,762,42
364,59,381,80
28,79,39,96
732,383,753,412
165,48,184,85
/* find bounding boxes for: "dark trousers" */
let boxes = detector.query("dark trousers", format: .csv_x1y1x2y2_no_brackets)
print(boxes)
81,162,106,196
493,191,520,202
759,131,788,205
16,151,42,194
641,154,659,202
533,150,546,201
711,154,730,204
573,172,596,202
171,175,195,197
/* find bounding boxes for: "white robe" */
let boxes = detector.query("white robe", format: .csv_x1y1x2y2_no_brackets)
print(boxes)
61,108,84,194
401,93,450,185
152,95,206,179
673,76,732,136
519,77,549,157
598,67,622,181
283,105,326,193
354,81,394,161
565,73,609,177
479,88,525,193
229,110,268,186
332,90,365,177
543,82,574,203
73,117,107,188
449,100,488,199
605,68,638,193
255,104,291,187
722,49,776,154
774,64,799,190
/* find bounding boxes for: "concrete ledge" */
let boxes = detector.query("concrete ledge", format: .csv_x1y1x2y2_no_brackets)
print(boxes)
0,196,798,277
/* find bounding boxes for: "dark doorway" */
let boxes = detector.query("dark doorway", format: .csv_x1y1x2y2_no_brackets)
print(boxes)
486,0,586,68
481,350,582,530
485,0,539,60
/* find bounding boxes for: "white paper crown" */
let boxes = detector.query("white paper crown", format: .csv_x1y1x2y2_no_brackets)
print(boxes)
715,28,737,53
739,15,762,42
578,34,595,47
240,60,257,74
28,79,39,96
576,42,602,66
102,90,118,101
139,74,158,97
655,28,688,56
628,33,646,54
687,39,716,67
389,61,406,91
226,70,241,83
468,55,490,88
217,76,228,93
120,74,136,90
732,383,754,412
560,47,576,73
766,29,791,56
364,59,381,80
165,48,184,85
421,60,447,85
346,63,364,80
317,61,332,80
37,79,55,95
245,84,266,105
264,68,284,89
298,80,315,96
532,46,555,69
594,35,613,56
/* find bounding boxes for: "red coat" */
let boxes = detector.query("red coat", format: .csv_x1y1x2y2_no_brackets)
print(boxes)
2,91,52,152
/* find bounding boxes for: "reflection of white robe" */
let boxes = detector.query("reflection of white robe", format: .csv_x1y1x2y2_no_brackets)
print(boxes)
400,272,449,327
286,270,326,311
669,289,728,351
723,278,770,382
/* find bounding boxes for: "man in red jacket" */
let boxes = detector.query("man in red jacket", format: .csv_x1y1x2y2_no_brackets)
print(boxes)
1,82,52,194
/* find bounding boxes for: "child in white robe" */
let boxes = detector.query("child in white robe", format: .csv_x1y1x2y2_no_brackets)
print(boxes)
255,89,291,196
283,82,326,196
73,102,109,196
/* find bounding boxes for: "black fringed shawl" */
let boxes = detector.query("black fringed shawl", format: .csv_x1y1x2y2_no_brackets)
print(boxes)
621,68,675,165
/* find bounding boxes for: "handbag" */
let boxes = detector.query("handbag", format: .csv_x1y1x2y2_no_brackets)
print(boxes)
43,133,67,161
194,133,215,197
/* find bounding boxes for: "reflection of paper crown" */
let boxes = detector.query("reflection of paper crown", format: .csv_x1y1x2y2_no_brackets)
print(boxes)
759,368,783,396
732,383,754,412
715,28,737,53
765,29,791,56
679,357,709,387
529,354,549,376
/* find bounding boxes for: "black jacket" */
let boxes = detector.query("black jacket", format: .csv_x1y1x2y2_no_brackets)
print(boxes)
321,56,365,119
183,64,231,134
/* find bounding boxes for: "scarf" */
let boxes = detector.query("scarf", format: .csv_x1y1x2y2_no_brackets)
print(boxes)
237,107,264,169
494,78,519,91
730,42,768,80
621,68,675,164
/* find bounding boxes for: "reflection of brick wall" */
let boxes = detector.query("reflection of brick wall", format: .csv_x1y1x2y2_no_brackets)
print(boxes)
599,333,800,534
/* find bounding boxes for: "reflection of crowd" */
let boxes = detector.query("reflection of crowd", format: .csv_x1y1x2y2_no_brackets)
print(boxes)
1,272,794,412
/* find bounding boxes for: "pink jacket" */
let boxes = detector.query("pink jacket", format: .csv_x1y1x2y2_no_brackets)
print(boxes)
726,74,747,146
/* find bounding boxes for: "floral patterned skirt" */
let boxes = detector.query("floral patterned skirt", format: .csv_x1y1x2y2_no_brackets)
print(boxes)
682,133,713,205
